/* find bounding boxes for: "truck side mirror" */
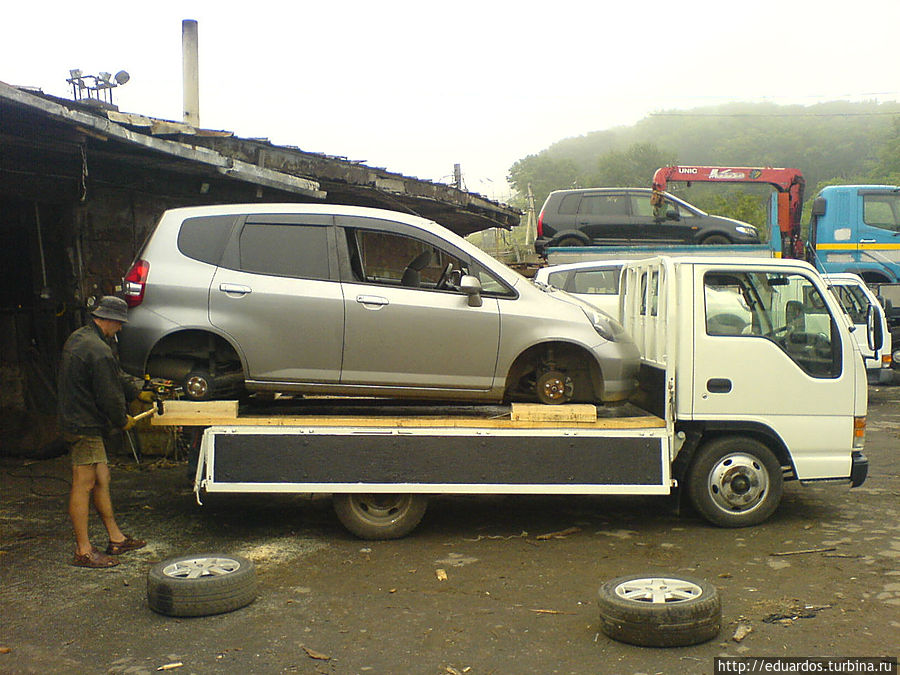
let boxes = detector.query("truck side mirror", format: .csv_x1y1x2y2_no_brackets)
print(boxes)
866,304,884,352
459,275,483,307
811,197,827,217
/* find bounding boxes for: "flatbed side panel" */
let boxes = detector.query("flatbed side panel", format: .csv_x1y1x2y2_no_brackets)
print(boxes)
198,427,671,496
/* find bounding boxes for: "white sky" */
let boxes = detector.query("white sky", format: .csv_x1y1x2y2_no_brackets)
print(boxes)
4,0,899,201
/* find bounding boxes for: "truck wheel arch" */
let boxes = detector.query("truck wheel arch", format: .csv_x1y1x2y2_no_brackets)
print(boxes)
672,423,794,485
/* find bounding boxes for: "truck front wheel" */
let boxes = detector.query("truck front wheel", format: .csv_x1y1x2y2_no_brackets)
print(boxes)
333,493,428,540
687,436,783,527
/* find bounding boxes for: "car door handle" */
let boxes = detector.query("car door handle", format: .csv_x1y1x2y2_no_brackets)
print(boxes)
706,378,732,394
859,238,876,244
356,295,389,307
218,283,252,295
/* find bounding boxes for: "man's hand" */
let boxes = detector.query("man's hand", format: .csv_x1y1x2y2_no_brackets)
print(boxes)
137,390,156,403
123,415,137,431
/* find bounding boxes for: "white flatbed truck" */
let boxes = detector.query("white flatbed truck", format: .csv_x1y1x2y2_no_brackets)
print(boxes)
152,257,870,539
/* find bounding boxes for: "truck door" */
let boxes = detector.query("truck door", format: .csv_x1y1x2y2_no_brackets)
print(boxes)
691,266,856,476
857,189,900,280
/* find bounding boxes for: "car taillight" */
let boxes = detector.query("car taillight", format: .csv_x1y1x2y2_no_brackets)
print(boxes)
537,209,545,238
123,259,149,307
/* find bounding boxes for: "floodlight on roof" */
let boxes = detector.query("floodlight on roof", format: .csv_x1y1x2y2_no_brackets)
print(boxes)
66,68,131,107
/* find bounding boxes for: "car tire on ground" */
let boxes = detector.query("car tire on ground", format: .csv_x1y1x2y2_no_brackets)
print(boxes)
333,493,428,540
597,574,721,647
147,553,257,617
687,436,784,527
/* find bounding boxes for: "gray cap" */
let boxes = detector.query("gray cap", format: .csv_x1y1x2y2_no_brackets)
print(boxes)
91,296,129,323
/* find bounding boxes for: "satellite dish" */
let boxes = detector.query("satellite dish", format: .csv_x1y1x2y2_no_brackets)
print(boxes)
114,70,130,85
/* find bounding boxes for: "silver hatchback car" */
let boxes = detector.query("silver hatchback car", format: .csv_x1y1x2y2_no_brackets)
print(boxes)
119,204,640,404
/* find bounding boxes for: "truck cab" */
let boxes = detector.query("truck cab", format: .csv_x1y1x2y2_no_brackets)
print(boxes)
808,185,900,283
621,257,868,525
823,273,892,384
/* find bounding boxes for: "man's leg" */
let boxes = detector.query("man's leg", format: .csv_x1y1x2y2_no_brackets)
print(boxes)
69,464,97,557
93,462,125,545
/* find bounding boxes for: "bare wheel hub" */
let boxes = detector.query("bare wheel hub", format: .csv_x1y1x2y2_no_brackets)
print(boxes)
536,370,574,404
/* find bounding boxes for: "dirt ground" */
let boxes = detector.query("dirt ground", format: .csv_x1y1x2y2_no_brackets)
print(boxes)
1,386,898,675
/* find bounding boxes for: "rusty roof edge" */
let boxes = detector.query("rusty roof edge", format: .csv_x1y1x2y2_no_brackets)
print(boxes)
0,81,323,199
245,137,519,214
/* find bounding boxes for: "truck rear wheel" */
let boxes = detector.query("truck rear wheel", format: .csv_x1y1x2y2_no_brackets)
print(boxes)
333,493,428,540
687,436,783,527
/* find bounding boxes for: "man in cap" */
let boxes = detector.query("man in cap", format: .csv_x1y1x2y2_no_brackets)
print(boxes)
58,296,151,568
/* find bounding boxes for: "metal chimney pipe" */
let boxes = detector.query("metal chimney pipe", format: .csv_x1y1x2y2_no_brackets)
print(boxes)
182,19,200,127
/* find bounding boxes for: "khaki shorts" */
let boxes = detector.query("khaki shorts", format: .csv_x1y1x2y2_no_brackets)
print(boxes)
64,433,108,466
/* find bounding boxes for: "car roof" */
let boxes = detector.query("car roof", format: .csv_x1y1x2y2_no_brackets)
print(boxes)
548,187,653,197
160,203,527,289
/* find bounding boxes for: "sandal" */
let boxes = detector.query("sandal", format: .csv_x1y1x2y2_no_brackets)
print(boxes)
106,535,146,556
72,548,120,568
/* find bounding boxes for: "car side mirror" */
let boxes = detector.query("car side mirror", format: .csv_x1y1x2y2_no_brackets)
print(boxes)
459,275,483,307
666,209,678,221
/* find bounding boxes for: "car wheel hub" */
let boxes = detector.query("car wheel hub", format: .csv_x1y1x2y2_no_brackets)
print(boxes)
614,577,703,604
536,371,574,404
162,556,241,579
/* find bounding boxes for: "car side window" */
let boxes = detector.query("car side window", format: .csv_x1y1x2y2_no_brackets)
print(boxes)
558,194,580,215
703,271,840,378
351,229,478,292
177,215,237,265
237,223,330,279
580,195,628,216
631,196,653,217
572,269,620,294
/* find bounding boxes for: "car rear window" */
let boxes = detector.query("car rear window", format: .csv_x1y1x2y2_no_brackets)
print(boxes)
177,215,236,265
238,223,330,279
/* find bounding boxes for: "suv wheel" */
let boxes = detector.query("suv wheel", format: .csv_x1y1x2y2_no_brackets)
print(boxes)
701,234,732,245
555,236,585,247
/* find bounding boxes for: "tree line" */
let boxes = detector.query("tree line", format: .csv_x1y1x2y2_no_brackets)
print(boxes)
507,101,900,232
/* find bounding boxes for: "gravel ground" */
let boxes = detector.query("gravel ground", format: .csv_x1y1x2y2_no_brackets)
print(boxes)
1,386,898,674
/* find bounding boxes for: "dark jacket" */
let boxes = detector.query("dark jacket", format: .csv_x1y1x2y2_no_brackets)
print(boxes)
57,321,138,436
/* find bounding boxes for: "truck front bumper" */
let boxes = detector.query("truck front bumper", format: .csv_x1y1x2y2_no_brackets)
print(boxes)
850,451,868,487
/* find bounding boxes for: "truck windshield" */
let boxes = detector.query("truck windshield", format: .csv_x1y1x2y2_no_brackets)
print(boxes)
863,193,900,233
704,271,840,378
832,284,870,324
